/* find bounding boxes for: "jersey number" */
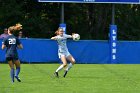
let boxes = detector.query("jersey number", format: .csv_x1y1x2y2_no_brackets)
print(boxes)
9,38,16,44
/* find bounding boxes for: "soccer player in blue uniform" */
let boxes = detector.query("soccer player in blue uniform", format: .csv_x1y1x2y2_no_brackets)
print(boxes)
2,26,23,83
51,28,76,78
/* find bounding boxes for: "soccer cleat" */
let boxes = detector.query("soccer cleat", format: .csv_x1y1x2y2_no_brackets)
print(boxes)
15,76,21,82
54,72,59,78
12,79,14,83
63,71,68,78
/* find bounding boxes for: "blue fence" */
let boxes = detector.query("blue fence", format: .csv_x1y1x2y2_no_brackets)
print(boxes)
0,39,140,64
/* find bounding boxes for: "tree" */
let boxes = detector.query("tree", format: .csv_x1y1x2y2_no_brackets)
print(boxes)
0,0,140,40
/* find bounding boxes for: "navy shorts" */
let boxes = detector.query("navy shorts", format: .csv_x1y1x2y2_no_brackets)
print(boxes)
6,57,19,61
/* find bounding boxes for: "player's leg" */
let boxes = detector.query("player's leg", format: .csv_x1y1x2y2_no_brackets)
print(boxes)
66,55,76,71
56,55,68,72
14,59,21,82
7,58,15,83
54,54,67,77
14,60,20,77
63,55,76,77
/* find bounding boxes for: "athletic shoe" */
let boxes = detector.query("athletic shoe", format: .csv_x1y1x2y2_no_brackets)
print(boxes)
15,76,21,82
12,79,14,83
63,70,68,78
54,72,59,78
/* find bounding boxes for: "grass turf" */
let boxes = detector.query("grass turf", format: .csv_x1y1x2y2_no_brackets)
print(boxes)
0,64,140,93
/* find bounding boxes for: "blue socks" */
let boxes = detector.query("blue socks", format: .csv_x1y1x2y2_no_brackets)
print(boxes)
15,67,20,77
10,68,15,82
10,67,20,82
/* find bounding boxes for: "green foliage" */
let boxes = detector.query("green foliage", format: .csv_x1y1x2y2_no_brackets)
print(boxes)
0,0,139,40
116,5,140,40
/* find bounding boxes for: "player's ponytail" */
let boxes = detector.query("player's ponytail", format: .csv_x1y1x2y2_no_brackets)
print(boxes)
8,23,22,34
55,30,59,35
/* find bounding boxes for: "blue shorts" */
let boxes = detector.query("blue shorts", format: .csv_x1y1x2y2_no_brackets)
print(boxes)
6,57,19,61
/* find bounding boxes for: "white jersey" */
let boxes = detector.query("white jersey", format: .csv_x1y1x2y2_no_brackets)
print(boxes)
55,34,72,53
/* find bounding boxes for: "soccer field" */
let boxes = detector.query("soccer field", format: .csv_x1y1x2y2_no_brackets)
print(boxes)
0,64,140,93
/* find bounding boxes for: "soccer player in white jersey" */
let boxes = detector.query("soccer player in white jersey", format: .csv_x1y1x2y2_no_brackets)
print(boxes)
51,28,76,78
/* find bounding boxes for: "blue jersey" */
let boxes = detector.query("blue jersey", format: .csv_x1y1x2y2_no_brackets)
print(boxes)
2,35,21,58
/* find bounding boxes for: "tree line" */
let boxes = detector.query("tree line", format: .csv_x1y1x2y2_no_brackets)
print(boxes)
0,0,140,40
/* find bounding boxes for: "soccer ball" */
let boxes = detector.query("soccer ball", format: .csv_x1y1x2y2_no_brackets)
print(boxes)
73,34,80,41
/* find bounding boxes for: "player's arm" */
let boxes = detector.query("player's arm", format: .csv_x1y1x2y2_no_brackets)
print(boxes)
1,39,7,50
17,38,23,49
65,34,73,39
1,44,6,50
17,44,23,49
51,36,57,40
65,33,76,39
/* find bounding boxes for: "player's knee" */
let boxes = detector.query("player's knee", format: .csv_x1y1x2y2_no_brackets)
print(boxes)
72,61,76,65
10,67,14,70
16,66,20,69
63,64,67,67
71,59,76,64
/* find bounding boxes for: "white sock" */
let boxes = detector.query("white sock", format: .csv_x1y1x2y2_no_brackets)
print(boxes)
56,65,64,72
66,63,73,71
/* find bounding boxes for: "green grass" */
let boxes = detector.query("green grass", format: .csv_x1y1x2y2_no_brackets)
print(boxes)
0,64,140,93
